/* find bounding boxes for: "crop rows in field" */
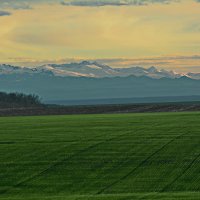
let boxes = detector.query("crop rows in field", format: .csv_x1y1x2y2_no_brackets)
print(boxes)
0,112,200,199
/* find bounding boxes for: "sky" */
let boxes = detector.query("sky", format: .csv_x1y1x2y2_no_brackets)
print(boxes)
0,0,200,72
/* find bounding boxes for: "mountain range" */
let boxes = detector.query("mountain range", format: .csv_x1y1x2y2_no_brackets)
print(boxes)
0,61,200,79
0,61,200,105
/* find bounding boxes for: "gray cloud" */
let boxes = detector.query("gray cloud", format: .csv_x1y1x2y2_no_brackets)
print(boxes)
10,4,32,10
0,0,32,10
61,0,179,7
0,0,196,9
61,0,132,6
0,10,11,16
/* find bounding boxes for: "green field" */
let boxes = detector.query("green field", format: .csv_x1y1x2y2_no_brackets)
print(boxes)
0,112,200,199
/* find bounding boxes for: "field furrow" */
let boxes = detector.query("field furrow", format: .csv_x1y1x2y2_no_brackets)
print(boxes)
0,112,200,199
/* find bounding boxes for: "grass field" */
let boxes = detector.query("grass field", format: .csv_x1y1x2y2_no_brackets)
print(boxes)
0,112,200,199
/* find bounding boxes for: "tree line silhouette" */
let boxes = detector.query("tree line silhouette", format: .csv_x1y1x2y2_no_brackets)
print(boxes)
0,92,42,108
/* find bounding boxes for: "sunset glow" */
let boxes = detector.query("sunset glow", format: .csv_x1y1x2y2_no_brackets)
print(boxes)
0,0,200,72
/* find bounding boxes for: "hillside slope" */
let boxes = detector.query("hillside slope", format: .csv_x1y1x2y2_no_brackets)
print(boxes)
0,112,200,199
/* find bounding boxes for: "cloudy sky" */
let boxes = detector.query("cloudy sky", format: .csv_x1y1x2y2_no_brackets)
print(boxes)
0,0,200,72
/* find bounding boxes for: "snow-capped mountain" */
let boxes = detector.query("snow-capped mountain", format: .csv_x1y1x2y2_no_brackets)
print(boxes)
187,72,200,80
0,64,53,75
0,61,199,79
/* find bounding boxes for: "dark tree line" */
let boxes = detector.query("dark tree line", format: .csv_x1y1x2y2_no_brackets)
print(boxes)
0,92,42,108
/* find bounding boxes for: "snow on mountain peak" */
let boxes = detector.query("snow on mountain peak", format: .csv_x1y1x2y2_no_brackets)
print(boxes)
0,62,199,79
147,66,158,73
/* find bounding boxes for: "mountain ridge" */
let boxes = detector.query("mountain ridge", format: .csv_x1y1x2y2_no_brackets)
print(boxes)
0,71,199,102
0,61,199,79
